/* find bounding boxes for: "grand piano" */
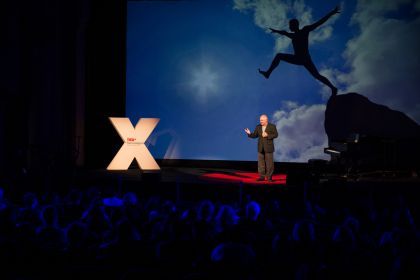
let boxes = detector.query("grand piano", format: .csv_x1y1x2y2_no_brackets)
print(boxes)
324,131,420,178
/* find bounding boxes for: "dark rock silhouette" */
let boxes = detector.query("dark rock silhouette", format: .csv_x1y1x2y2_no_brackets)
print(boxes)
325,92,420,169
325,92,420,142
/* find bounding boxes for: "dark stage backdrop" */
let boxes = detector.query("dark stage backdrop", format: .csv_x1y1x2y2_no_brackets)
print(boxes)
125,0,420,162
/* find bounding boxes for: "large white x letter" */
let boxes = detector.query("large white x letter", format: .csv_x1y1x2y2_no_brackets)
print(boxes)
107,117,160,170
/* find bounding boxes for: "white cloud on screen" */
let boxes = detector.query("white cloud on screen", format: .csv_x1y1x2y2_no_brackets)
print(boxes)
322,0,420,123
272,103,329,162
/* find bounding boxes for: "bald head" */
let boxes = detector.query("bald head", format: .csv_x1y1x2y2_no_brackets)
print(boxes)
260,114,268,126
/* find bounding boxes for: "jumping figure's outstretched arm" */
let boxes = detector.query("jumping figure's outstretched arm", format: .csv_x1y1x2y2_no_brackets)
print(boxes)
307,6,340,32
269,28,292,39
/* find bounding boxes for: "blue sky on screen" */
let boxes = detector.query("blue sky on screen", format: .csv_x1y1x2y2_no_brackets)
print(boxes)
126,0,420,162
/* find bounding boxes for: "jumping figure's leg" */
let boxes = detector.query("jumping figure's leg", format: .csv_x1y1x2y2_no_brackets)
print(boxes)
304,60,337,96
259,53,302,79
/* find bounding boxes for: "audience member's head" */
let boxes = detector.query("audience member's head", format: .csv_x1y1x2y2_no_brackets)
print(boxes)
22,192,39,210
0,188,6,211
123,192,138,206
211,242,256,266
245,201,261,221
215,205,239,229
197,200,215,222
161,200,177,216
291,220,316,242
40,205,59,227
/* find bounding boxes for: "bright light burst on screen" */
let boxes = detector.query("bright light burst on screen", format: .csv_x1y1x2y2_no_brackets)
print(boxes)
190,65,219,99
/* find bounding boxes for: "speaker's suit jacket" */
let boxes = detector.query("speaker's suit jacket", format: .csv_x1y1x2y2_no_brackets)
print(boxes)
248,123,278,153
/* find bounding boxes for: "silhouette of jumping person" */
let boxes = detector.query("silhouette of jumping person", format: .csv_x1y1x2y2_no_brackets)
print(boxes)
259,6,340,96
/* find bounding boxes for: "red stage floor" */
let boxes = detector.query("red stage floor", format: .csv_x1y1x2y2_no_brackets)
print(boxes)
200,171,287,185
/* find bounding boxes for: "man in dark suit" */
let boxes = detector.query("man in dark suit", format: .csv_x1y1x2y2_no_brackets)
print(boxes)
244,114,278,182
